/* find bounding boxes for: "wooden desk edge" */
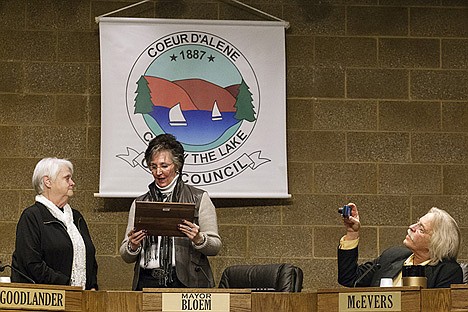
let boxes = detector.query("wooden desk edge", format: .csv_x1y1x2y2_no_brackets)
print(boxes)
143,287,252,293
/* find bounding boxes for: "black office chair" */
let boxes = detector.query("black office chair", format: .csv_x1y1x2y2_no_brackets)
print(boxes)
218,263,303,292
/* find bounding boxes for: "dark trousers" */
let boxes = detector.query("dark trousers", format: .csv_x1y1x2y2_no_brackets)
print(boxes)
136,268,186,290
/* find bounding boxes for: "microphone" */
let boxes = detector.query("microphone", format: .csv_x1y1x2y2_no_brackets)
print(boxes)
353,263,381,287
195,266,212,287
0,262,35,284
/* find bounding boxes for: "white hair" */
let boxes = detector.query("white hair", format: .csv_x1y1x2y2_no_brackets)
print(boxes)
32,158,74,194
428,207,461,264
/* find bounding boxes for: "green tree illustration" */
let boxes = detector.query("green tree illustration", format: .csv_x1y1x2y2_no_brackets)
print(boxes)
234,79,256,122
134,76,153,114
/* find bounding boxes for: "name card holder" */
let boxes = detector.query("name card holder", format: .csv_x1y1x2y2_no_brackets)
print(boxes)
162,292,230,312
317,286,422,312
143,288,251,312
338,291,401,311
0,282,82,311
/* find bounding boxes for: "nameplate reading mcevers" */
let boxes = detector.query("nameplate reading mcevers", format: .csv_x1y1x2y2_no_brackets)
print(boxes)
339,291,401,312
0,287,65,311
162,293,230,312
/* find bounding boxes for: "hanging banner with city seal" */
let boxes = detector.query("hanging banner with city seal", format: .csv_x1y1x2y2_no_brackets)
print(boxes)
97,17,288,198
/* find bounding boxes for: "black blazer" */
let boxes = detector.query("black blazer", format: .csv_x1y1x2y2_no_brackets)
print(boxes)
338,245,463,288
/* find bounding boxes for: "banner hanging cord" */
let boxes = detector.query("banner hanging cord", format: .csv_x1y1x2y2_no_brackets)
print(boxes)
95,0,289,29
226,0,289,28
95,0,150,23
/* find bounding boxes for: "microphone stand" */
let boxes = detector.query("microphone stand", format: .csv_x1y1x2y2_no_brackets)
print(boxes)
195,266,213,287
353,263,381,287
0,263,35,284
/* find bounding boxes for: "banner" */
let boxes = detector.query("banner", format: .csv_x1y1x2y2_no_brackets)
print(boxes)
97,17,289,198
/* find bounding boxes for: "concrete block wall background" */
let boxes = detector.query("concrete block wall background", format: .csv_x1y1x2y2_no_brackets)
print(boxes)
0,0,467,290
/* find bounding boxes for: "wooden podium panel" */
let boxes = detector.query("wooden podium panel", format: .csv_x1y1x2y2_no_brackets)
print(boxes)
251,292,316,312
450,284,468,312
317,286,421,312
420,288,451,312
82,290,142,312
0,282,82,311
142,288,250,312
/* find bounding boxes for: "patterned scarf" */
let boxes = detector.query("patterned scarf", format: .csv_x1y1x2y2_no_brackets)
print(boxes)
36,195,87,289
140,175,179,285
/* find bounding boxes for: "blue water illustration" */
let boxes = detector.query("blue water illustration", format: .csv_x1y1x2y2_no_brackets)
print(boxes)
148,106,239,145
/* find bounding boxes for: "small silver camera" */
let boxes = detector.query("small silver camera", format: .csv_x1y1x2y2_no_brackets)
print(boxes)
338,205,351,217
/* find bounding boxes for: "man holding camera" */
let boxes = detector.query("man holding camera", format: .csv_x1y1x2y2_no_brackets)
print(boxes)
337,203,463,288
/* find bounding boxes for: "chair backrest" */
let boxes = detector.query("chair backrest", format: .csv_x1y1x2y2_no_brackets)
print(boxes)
218,263,303,292
461,263,468,284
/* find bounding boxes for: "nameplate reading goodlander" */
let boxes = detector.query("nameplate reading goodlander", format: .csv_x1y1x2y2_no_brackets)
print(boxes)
339,291,401,311
0,287,65,311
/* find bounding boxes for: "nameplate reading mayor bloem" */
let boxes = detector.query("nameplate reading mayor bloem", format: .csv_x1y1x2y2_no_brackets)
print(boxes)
0,287,65,311
162,292,230,312
339,291,401,312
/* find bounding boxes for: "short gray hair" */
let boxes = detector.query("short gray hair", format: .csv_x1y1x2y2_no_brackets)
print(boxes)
428,207,461,265
145,134,184,173
32,158,74,194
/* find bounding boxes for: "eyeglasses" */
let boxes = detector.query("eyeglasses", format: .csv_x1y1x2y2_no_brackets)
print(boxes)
149,162,174,172
412,221,431,235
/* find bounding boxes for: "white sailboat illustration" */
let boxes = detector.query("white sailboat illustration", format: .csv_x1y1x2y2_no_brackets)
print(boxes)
169,103,187,126
211,100,222,121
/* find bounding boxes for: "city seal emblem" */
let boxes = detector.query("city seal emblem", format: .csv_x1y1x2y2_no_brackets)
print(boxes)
119,31,270,186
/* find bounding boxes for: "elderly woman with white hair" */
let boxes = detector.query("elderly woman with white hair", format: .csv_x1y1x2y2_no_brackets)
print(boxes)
11,158,98,289
338,204,463,288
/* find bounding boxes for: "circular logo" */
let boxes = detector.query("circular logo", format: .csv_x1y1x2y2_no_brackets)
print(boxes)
126,31,260,166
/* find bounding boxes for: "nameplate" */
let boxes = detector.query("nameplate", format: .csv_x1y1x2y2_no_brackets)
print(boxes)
0,287,65,311
162,292,230,312
339,291,401,311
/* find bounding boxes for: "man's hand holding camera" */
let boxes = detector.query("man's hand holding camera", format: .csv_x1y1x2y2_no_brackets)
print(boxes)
340,202,360,240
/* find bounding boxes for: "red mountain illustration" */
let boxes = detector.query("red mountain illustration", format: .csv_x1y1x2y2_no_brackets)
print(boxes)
174,79,236,112
144,76,196,110
225,84,240,99
144,76,237,112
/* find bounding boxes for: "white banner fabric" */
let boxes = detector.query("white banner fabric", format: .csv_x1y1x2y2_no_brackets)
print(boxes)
97,17,289,198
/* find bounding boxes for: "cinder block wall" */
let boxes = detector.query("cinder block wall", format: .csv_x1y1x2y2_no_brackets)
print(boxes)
0,0,467,291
